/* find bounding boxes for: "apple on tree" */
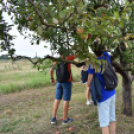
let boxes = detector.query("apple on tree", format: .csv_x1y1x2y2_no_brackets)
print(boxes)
77,28,84,34
28,17,32,21
88,33,92,39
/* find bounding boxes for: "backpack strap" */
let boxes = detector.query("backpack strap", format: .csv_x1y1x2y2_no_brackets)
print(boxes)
104,55,110,64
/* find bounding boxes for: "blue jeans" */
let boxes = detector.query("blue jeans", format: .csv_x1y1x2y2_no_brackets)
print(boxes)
56,82,72,101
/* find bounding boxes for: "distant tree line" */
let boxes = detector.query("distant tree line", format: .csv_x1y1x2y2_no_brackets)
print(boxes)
0,54,10,60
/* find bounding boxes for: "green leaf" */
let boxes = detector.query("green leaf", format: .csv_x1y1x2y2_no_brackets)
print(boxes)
87,39,93,46
36,40,40,45
59,11,66,18
114,11,119,19
120,21,124,29
82,16,87,25
67,0,73,3
37,26,43,35
113,30,118,34
29,22,35,30
101,37,107,43
127,41,132,49
113,39,119,44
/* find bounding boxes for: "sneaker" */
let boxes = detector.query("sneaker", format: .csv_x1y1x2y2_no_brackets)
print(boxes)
89,99,93,103
86,101,91,105
51,117,57,124
79,81,82,84
62,117,74,125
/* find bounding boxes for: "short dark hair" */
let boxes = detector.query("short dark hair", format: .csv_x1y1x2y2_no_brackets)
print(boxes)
92,41,105,57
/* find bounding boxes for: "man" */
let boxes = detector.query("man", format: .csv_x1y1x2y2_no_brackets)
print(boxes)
87,41,116,134
50,50,75,125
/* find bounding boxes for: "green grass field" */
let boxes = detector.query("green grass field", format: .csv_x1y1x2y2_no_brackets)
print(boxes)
0,60,134,134
0,60,80,95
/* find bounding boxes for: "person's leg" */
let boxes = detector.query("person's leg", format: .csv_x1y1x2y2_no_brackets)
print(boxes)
52,99,61,117
62,82,74,125
97,99,110,134
86,83,90,101
109,95,116,134
63,101,69,120
86,83,92,105
109,121,116,134
52,82,63,118
102,126,109,134
62,82,72,120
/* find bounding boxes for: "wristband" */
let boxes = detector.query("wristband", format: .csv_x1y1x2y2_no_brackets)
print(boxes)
51,77,54,79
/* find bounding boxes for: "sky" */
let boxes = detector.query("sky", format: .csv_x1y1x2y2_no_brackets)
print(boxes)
2,12,51,58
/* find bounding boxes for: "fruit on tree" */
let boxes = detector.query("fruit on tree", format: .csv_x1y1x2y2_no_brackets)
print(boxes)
77,28,84,34
28,17,32,21
88,33,92,39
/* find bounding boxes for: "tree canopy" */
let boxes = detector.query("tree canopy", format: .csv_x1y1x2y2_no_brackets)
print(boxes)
0,0,134,73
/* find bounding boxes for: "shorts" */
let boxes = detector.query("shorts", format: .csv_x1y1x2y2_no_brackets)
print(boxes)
97,95,116,127
56,82,72,101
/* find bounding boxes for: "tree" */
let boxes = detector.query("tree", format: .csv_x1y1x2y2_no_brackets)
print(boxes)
0,0,134,115
0,54,10,59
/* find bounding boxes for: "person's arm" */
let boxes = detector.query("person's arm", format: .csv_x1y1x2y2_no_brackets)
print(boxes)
87,74,94,90
50,68,55,84
87,64,95,89
82,65,86,70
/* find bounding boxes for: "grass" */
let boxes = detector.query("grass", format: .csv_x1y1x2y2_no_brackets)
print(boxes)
0,60,134,134
0,60,81,95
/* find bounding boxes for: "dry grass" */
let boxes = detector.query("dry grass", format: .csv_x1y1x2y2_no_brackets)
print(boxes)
0,60,134,134
0,81,134,134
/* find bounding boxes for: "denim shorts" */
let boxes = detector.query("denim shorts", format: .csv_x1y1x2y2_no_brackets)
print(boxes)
56,82,72,101
97,95,116,127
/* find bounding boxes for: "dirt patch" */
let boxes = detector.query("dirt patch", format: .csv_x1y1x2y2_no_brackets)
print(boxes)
0,85,55,106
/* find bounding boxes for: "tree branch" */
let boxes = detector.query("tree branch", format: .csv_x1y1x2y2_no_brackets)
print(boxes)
111,46,120,61
111,60,130,82
12,55,85,67
27,0,62,29
62,4,78,25
27,0,78,31
131,75,134,82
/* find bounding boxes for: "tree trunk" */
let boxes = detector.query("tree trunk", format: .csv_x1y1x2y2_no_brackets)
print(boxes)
119,42,133,116
122,76,132,116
